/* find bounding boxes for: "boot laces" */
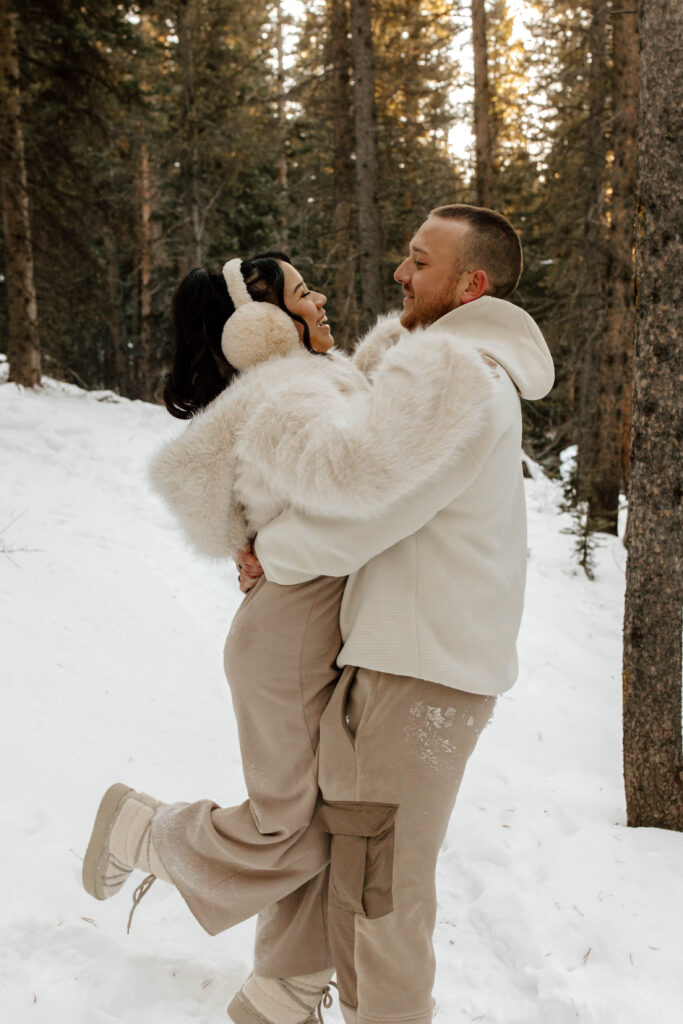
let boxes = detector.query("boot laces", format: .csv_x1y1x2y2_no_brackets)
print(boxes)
126,873,156,934
277,978,338,1023
318,982,337,1020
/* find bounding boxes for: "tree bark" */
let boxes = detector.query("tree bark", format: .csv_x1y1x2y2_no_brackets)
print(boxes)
622,0,683,831
139,142,153,398
102,227,127,393
575,0,610,528
350,0,384,331
612,6,639,494
275,0,289,251
0,0,41,386
471,0,495,208
177,0,202,273
590,6,639,530
329,0,358,350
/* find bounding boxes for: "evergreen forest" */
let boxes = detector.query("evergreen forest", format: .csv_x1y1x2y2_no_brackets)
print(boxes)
1,1,682,829
0,2,643,481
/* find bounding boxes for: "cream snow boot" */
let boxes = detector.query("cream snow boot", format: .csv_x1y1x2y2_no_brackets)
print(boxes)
82,782,171,902
227,969,336,1024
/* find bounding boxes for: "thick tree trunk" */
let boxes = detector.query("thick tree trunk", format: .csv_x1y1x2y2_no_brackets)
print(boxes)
329,0,358,350
591,6,639,529
0,0,41,386
575,0,610,528
622,0,683,831
471,0,494,208
177,0,202,272
350,0,384,331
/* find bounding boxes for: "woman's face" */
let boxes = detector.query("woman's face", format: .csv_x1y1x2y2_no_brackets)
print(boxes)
279,261,333,352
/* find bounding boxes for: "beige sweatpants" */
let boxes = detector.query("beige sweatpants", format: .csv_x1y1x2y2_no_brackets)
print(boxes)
317,667,495,1024
152,573,343,973
151,576,495,1024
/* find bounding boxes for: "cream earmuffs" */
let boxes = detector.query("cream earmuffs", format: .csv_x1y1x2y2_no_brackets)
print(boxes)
221,258,301,371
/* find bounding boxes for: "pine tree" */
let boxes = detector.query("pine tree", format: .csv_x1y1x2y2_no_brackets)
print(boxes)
285,0,464,335
590,5,638,528
471,0,495,207
350,0,384,329
523,1,637,533
5,0,278,398
328,0,358,349
518,2,609,478
0,0,41,386
574,0,612,530
13,0,146,391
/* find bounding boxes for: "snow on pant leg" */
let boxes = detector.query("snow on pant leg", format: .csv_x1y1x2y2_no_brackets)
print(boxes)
151,575,344,953
318,667,496,1024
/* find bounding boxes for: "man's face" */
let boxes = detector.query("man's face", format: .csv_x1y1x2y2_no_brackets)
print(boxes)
394,217,477,330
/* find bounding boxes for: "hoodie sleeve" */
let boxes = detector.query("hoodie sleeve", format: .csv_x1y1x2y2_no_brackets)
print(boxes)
235,329,495,521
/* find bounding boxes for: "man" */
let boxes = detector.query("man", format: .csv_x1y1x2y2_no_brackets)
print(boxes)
83,205,553,1024
235,204,554,1024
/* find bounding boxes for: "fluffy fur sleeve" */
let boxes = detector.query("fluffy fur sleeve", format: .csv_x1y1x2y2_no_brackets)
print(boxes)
351,314,404,378
235,329,496,520
148,401,249,560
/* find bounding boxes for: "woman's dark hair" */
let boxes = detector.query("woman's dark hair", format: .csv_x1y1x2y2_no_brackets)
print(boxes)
163,251,315,420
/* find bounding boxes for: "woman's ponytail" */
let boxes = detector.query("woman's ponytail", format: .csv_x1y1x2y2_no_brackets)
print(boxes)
163,269,237,420
162,252,300,419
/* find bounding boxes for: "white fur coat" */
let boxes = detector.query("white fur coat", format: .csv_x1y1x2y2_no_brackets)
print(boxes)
149,315,494,559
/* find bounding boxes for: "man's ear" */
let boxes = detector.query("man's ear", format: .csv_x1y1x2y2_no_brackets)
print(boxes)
460,270,489,305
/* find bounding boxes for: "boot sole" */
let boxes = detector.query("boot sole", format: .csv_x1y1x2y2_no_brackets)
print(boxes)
227,992,264,1024
227,991,283,1024
227,990,322,1024
82,782,133,900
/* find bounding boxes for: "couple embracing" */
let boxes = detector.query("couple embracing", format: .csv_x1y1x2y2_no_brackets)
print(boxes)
82,204,554,1024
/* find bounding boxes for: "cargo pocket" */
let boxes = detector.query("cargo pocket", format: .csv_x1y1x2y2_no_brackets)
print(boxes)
312,798,398,919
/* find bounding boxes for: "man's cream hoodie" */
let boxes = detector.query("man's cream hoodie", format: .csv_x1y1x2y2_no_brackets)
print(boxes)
255,297,555,696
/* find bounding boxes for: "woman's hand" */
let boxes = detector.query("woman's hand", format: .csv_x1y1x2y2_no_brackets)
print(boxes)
234,545,264,594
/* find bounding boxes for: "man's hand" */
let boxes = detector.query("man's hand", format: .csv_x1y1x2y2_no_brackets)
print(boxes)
234,544,264,594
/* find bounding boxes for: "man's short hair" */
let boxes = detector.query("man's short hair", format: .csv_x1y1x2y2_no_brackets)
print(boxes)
429,203,523,298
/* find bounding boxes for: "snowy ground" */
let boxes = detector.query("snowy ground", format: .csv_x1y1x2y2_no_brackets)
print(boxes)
1,375,681,1024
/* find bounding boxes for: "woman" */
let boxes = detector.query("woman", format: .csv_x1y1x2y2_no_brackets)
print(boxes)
82,251,494,1024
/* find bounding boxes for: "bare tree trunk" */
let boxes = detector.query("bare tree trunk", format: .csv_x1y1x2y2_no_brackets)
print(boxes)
350,0,384,330
177,0,202,272
622,0,683,831
139,142,153,398
612,6,639,494
102,228,127,392
329,0,358,350
274,1,289,250
591,6,639,529
575,0,610,527
471,0,495,208
0,0,41,386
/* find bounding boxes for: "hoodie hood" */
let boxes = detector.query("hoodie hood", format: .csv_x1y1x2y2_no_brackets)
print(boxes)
431,296,554,400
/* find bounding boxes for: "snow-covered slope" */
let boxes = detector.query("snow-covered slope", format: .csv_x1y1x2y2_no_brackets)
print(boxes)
1,377,681,1024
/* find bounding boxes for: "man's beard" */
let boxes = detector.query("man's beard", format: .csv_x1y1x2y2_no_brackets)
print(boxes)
399,279,460,331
